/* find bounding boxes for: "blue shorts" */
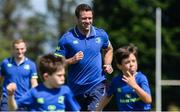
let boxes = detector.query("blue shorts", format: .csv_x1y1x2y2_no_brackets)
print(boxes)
75,82,106,111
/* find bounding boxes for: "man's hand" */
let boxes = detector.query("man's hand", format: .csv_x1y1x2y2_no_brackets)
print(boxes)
103,64,113,74
72,51,84,64
7,83,16,96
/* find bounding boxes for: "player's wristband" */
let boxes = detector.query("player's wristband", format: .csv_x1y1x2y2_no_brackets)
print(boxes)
104,64,112,67
8,93,14,96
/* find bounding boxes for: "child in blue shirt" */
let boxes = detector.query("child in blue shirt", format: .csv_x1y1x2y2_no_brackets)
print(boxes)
96,44,152,111
7,54,80,111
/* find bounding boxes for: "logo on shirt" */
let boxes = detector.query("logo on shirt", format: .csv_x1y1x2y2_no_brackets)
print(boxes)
58,96,64,104
125,94,131,98
73,40,79,44
37,98,44,104
7,63,12,67
48,105,56,111
120,97,140,103
95,37,101,44
24,64,30,70
117,88,122,93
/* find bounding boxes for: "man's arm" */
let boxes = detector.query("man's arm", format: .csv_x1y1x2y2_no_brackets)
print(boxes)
31,78,38,88
65,51,84,65
7,83,18,110
103,41,113,74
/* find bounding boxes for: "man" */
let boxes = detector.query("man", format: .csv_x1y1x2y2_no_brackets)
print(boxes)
0,39,38,111
54,3,113,111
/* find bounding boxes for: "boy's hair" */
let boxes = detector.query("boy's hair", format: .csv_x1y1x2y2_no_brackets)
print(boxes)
115,43,138,65
38,54,66,78
75,3,93,18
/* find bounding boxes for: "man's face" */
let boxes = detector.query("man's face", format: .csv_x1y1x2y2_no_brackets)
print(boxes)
13,42,27,60
77,10,93,32
118,53,138,76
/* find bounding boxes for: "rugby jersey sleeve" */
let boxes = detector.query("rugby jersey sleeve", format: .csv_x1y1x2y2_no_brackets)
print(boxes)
101,29,109,49
54,36,67,57
30,62,38,79
17,89,34,108
140,74,151,96
0,59,7,77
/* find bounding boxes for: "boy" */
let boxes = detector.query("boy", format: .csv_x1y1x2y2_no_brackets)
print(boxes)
96,44,152,111
7,54,80,111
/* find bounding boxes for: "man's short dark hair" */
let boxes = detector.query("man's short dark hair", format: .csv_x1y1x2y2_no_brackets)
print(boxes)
75,4,93,18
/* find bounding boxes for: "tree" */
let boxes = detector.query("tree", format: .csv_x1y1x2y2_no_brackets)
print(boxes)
47,0,76,35
0,0,55,60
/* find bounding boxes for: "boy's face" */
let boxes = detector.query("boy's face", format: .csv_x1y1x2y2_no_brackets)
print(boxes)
47,68,65,88
118,53,138,75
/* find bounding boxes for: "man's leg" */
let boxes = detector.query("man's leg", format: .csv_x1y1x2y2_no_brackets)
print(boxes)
75,94,89,111
75,82,106,111
87,82,106,111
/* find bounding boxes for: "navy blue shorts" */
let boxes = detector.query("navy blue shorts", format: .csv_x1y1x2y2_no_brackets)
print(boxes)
75,82,106,111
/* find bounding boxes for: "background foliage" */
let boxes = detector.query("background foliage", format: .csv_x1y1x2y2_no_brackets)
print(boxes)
93,0,180,110
0,0,180,111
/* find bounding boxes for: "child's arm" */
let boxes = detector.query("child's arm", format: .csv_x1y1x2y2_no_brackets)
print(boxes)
95,95,113,111
131,82,152,103
7,83,18,110
123,71,152,103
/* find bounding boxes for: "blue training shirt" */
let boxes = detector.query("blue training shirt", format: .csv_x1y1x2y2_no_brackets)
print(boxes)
0,57,38,100
17,84,80,111
107,71,151,111
55,26,109,95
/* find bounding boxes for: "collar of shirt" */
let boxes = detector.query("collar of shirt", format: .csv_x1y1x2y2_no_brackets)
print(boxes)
73,26,96,38
10,57,28,66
